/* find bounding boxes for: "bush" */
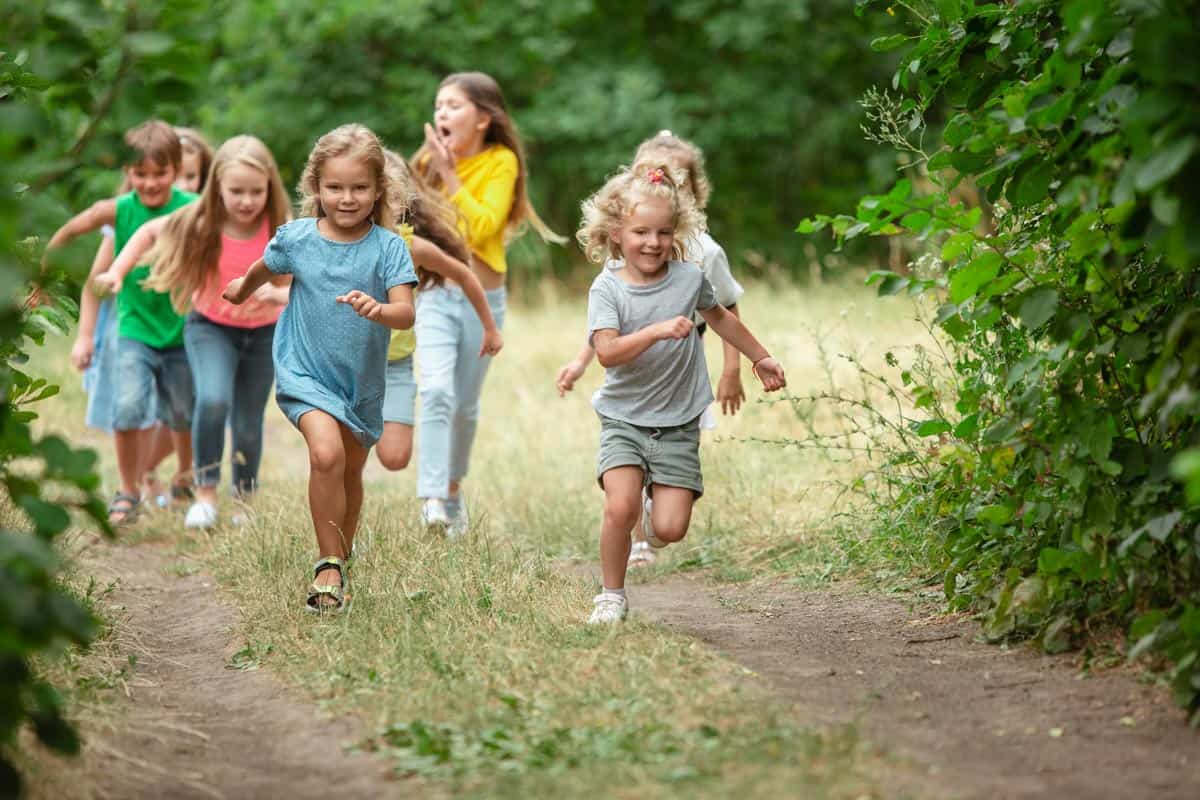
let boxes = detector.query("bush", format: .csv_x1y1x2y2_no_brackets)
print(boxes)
802,0,1200,720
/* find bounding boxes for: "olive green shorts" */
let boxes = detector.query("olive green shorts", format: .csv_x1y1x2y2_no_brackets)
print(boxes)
595,415,703,498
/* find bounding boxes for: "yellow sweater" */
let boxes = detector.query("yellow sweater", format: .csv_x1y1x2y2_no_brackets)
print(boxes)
388,223,417,361
449,144,518,274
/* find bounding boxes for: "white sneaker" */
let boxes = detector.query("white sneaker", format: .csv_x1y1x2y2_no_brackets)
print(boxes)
588,592,628,624
628,540,657,566
421,498,450,530
184,501,218,530
642,489,667,548
447,496,469,539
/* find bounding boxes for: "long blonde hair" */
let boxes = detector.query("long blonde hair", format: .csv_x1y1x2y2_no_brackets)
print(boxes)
299,124,394,228
413,71,565,245
144,135,291,312
577,164,706,264
634,130,711,210
384,150,470,289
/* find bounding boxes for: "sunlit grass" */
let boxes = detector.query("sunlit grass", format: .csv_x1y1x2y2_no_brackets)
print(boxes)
27,280,933,797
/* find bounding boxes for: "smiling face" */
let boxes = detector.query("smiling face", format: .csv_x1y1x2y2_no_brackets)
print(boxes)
317,154,379,235
434,83,491,158
219,162,269,230
614,194,676,280
177,150,204,193
127,157,177,209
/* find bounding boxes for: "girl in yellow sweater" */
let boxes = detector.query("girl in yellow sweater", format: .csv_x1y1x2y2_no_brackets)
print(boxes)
412,71,562,535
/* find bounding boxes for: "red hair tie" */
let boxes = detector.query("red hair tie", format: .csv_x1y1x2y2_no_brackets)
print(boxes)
647,168,665,184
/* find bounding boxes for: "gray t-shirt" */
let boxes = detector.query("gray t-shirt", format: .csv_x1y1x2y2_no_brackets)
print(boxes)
587,261,718,426
603,231,742,321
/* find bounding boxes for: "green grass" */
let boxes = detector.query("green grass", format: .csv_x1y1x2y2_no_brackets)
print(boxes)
27,281,934,797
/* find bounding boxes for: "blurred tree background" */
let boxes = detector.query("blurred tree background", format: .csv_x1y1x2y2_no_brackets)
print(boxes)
4,0,902,289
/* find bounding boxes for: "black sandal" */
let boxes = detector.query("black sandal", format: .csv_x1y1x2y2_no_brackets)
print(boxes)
107,492,141,527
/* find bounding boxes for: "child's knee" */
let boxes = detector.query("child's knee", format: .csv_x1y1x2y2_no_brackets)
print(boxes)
603,495,641,531
655,521,688,543
377,441,412,471
308,441,346,475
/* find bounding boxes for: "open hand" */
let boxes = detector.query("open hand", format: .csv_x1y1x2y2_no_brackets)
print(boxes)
751,357,786,392
92,271,121,297
655,316,694,341
717,371,746,414
556,360,586,397
479,328,504,358
337,289,382,320
423,123,456,180
222,276,247,305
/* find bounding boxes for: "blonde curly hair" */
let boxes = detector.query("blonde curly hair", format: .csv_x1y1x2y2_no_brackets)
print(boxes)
633,130,711,210
298,124,395,228
576,164,706,264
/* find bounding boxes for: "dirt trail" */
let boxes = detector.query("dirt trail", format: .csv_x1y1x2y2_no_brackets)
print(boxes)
75,540,404,800
581,566,1200,800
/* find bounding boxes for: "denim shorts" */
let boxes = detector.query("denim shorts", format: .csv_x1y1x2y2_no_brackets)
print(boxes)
382,356,417,426
111,336,194,432
596,415,703,498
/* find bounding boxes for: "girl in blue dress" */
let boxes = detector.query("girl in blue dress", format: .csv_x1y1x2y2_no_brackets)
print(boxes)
223,124,417,612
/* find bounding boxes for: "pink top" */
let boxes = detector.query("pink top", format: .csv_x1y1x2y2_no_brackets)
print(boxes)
192,220,282,329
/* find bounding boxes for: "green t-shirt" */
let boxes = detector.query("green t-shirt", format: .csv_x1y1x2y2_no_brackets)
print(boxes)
115,187,197,349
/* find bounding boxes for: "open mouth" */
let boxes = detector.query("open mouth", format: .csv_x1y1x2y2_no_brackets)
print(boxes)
439,125,452,140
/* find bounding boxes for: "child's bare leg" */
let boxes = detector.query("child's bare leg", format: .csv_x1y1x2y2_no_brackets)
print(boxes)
339,425,369,554
169,428,193,487
648,484,695,544
297,411,349,595
144,425,174,477
631,514,647,544
376,422,413,471
600,466,644,590
114,428,153,497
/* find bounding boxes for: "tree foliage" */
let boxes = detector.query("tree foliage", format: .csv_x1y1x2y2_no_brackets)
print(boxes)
803,0,1200,719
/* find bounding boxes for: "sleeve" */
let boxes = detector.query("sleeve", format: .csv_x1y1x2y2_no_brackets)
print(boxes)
450,149,518,251
383,234,419,290
702,238,744,307
263,222,293,274
587,276,621,346
696,274,718,313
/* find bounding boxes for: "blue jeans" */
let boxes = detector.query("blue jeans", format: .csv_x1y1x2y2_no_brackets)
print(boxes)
415,284,506,498
183,313,275,493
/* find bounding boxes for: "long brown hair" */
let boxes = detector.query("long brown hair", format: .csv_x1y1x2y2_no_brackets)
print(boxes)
299,124,394,228
176,127,214,192
385,150,470,289
144,135,291,312
413,71,565,245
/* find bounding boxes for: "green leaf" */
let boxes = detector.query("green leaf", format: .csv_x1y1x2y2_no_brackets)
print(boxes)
941,232,975,261
1010,160,1055,206
1018,288,1059,329
916,420,952,437
949,251,1002,303
125,32,177,56
1134,136,1196,192
871,34,910,52
977,504,1014,525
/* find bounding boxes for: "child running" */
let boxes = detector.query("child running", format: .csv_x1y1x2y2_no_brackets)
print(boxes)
578,165,786,624
96,135,292,529
377,150,502,477
175,127,213,194
412,71,563,535
46,120,198,525
557,130,748,566
222,124,417,613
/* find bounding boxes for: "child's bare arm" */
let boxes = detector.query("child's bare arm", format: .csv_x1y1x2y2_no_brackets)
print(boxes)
593,316,693,368
412,236,501,355
336,284,416,330
94,216,168,294
71,236,116,371
45,199,118,256
222,258,275,304
699,304,785,391
717,305,746,414
556,341,596,397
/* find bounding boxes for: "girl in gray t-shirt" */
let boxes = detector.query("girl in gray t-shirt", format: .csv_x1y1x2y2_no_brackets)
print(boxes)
577,164,786,625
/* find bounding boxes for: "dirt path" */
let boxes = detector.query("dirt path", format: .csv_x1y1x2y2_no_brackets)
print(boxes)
75,540,406,800
579,566,1200,800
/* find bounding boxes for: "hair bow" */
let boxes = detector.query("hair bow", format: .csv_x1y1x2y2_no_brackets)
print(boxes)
647,168,665,184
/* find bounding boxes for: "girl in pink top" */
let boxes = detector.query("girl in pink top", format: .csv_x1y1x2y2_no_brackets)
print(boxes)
98,135,292,529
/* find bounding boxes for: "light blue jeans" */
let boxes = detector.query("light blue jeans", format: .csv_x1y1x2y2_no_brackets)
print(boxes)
415,284,506,499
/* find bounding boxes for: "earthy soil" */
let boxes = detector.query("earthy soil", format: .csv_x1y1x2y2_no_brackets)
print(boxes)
71,540,407,800
592,566,1200,800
